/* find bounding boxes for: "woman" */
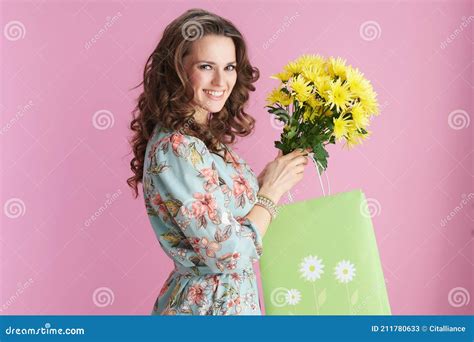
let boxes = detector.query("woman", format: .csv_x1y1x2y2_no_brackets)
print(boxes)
127,8,310,315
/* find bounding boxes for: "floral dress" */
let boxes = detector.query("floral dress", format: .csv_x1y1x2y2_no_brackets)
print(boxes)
142,125,263,315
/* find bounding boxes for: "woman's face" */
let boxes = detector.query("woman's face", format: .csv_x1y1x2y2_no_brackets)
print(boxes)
183,34,238,123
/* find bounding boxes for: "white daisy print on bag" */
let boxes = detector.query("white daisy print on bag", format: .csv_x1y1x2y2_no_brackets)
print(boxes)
299,255,325,282
285,289,302,305
334,260,356,283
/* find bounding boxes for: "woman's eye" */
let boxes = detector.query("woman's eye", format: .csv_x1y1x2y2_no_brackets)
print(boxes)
199,65,236,71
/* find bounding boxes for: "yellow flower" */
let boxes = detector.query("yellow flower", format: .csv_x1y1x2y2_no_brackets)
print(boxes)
266,88,292,106
271,70,293,82
284,61,304,75
350,103,369,129
332,114,351,140
303,106,319,123
327,78,353,113
359,89,379,115
290,74,312,103
344,129,371,149
296,54,326,73
314,76,332,101
345,67,368,98
307,95,324,109
323,108,333,117
328,57,348,80
301,66,319,84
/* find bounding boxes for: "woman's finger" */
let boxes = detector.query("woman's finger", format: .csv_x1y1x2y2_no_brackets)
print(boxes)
288,155,308,167
295,165,306,174
282,149,307,161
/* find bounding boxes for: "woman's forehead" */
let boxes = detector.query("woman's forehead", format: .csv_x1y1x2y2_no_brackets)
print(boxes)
188,35,236,63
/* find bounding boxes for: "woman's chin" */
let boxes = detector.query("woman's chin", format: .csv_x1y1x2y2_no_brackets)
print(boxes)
204,105,225,113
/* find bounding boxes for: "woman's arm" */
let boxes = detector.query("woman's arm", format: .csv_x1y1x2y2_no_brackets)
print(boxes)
245,204,272,238
245,148,311,238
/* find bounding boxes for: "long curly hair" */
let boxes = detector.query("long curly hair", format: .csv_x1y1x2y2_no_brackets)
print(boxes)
126,8,260,198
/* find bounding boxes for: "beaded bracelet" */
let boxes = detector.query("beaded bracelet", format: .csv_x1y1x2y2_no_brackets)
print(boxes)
255,194,278,220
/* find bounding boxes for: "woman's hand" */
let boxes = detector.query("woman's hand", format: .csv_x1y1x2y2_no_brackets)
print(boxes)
257,165,269,188
257,148,311,204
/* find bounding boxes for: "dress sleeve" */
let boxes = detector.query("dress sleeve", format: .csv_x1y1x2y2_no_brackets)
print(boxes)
149,132,263,273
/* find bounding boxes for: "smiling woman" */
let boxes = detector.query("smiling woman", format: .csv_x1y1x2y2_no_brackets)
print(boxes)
183,35,238,125
126,8,309,316
127,8,260,196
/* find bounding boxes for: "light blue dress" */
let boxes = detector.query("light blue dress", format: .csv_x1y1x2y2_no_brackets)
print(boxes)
142,125,263,315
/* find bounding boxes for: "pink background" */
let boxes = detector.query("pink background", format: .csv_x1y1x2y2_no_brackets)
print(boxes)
1,0,472,315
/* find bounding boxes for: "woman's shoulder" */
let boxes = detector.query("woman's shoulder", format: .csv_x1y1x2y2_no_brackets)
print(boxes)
149,125,212,165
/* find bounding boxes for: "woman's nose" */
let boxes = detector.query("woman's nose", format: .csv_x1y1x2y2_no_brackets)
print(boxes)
212,70,225,86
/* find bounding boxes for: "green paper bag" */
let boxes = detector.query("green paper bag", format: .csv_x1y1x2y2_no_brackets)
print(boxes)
260,189,391,315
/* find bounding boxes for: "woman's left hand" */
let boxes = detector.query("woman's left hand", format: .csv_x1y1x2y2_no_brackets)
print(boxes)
257,165,269,188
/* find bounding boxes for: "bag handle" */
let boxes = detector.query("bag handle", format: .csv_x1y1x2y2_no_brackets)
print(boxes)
286,152,331,202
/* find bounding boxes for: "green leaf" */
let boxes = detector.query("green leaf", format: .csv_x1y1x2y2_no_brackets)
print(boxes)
286,127,297,139
313,143,329,159
272,110,290,124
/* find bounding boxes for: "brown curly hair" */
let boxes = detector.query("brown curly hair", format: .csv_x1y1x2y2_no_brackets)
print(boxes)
126,8,260,198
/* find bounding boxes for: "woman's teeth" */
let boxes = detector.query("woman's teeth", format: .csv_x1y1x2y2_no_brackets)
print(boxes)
204,90,224,98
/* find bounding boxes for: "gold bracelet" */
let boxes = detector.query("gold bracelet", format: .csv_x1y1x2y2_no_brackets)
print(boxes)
255,194,278,220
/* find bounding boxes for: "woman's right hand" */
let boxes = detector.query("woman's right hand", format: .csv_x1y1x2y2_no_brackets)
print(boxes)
257,148,311,204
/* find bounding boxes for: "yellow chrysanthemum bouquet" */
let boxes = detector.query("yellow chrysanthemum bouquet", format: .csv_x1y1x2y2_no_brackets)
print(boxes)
266,54,380,174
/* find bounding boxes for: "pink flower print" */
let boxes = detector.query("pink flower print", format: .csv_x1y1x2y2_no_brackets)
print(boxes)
156,135,171,152
206,275,219,289
187,283,206,306
200,165,219,192
232,174,255,207
191,192,221,226
148,141,159,159
152,193,169,219
232,174,250,197
152,193,164,206
226,297,241,313
170,133,186,155
224,148,242,171
162,308,177,315
158,282,169,298
198,237,221,258
231,273,242,283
